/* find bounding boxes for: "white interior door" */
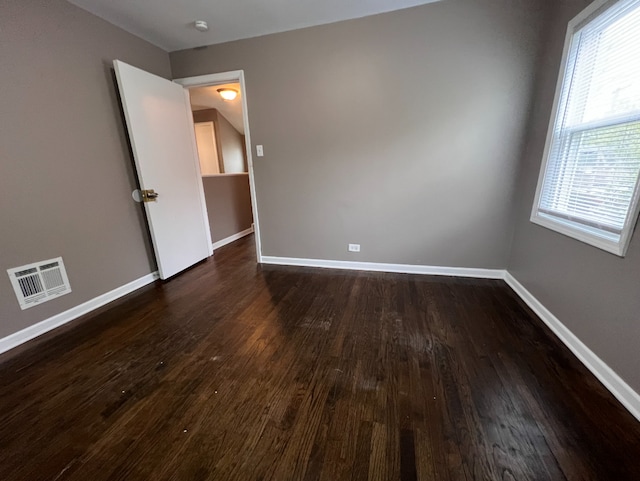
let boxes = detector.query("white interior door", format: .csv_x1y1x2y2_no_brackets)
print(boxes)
194,122,220,175
114,60,212,280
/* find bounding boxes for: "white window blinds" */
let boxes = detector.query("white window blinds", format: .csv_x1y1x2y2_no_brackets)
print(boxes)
534,0,640,255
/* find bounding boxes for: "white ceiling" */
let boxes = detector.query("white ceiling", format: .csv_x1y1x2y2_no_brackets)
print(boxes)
189,82,245,134
67,0,441,51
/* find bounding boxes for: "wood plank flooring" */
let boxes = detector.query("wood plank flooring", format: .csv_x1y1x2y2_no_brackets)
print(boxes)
1,235,639,480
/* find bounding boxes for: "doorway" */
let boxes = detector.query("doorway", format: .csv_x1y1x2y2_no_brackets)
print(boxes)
175,71,262,262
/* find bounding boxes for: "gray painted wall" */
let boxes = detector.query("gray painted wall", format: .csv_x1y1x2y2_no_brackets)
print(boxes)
203,176,254,243
0,0,169,337
508,0,640,393
171,0,548,267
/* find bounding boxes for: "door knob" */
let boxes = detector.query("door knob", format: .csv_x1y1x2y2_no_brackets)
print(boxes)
141,189,159,202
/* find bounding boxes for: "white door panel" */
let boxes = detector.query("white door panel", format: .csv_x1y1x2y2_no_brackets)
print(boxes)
194,122,220,175
114,60,211,279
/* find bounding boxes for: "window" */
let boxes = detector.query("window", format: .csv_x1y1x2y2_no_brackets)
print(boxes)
531,0,640,256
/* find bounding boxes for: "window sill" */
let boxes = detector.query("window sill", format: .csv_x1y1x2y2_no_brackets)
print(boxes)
530,212,626,257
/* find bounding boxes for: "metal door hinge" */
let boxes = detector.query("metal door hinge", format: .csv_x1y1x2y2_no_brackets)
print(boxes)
141,189,159,202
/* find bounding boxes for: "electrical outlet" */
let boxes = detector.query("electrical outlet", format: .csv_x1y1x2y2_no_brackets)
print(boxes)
256,145,264,157
348,244,361,252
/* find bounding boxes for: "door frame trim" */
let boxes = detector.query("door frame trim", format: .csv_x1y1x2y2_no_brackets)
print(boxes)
174,70,263,263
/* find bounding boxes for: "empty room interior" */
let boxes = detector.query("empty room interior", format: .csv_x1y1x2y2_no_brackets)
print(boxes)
2,0,640,479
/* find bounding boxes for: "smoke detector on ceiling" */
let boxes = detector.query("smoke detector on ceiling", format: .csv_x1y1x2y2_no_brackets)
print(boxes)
194,20,209,32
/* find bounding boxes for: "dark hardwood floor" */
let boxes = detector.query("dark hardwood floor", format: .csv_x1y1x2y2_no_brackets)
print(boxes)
1,235,639,480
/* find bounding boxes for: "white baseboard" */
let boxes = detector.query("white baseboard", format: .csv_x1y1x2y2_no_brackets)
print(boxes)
0,271,159,356
261,256,506,279
504,272,640,422
3,253,637,424
211,226,254,251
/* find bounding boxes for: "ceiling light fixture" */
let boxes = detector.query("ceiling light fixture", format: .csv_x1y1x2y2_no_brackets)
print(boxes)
217,88,238,101
194,20,209,32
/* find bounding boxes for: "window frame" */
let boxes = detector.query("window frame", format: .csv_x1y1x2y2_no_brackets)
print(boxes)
530,0,640,257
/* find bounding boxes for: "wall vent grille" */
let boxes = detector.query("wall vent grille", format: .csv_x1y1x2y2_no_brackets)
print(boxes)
7,257,72,310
